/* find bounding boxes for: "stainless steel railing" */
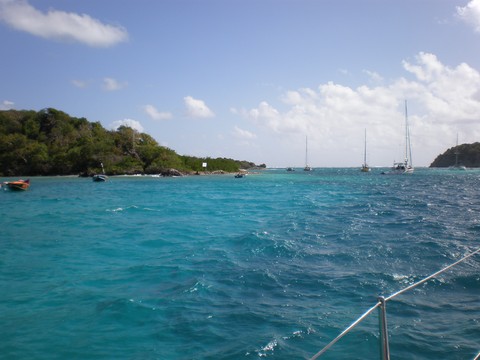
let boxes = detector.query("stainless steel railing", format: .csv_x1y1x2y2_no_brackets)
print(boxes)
310,247,480,360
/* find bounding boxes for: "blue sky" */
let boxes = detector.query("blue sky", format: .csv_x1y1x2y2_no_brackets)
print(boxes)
1,0,480,167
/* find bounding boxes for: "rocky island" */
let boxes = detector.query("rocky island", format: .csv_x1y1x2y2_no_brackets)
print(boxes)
430,142,480,168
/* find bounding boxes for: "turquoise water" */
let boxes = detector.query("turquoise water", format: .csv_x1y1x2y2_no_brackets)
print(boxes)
1,168,479,359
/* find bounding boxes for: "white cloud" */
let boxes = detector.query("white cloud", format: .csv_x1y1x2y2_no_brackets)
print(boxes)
103,77,127,91
71,79,88,88
402,52,480,122
0,0,128,47
363,69,384,83
244,52,480,167
248,101,284,132
457,0,480,32
143,104,172,120
184,96,215,118
0,100,14,110
233,126,256,140
109,119,144,133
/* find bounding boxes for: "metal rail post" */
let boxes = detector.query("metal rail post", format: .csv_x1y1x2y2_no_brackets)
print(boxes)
378,296,390,360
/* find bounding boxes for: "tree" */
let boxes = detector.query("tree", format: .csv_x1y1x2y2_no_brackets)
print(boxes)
0,109,262,176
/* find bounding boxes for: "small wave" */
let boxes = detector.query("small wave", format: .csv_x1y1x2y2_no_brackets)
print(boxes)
96,297,159,314
282,327,316,340
183,280,212,294
392,273,409,281
106,205,162,213
107,205,138,212
128,298,158,311
256,338,278,357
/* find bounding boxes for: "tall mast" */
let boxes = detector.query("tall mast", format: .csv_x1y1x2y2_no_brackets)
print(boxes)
364,128,367,165
455,133,459,166
305,136,308,166
405,100,413,167
404,100,408,163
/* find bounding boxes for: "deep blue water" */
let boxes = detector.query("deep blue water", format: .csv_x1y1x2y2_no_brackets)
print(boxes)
0,168,479,360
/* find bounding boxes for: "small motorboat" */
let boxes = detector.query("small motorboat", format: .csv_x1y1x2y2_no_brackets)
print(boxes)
3,179,30,191
92,174,108,182
93,162,108,182
234,173,245,178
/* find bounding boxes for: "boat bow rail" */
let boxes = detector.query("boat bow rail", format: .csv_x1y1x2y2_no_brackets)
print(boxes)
310,247,480,360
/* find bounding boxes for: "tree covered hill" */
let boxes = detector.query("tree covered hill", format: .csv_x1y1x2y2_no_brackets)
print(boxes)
430,142,480,168
0,108,263,176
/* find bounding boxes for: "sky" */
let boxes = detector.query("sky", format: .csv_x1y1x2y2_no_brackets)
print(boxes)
1,0,480,168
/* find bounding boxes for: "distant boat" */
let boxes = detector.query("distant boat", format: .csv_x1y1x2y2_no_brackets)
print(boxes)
304,136,313,171
383,101,414,175
92,174,108,182
361,129,371,172
93,162,108,182
286,167,295,172
3,179,30,191
449,133,467,170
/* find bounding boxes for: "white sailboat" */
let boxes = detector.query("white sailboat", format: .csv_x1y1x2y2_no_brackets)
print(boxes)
361,128,370,172
385,101,414,175
450,133,467,170
304,136,312,171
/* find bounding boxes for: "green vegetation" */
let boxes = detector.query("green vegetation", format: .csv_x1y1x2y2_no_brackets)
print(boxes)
430,142,480,167
0,108,264,176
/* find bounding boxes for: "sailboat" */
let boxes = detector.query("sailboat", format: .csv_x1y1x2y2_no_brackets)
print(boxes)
361,129,370,172
450,133,467,170
304,136,312,171
384,100,414,175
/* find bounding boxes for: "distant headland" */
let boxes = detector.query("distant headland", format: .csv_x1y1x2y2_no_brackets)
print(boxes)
430,142,480,168
0,108,265,177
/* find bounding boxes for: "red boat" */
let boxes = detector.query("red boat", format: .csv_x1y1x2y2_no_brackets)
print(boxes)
3,179,30,191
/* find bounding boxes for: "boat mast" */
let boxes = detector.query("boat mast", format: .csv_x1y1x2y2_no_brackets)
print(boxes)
305,136,308,167
455,133,459,166
405,100,413,167
364,128,367,166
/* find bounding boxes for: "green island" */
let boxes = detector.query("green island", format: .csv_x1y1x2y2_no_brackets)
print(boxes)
0,108,265,177
429,142,480,168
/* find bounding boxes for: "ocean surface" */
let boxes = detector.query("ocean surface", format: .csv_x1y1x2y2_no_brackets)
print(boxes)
0,168,479,360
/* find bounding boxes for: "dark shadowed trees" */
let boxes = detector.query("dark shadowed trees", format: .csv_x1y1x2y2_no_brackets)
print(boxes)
0,109,260,176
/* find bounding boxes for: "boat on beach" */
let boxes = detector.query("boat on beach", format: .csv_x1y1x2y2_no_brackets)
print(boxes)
3,179,30,191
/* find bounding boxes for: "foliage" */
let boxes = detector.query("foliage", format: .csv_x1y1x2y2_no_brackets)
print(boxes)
430,142,480,167
0,109,261,176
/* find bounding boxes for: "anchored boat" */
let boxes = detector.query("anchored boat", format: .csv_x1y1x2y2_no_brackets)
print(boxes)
92,174,108,182
361,128,370,172
93,162,108,182
3,179,30,191
383,101,414,175
450,133,467,170
304,136,313,171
